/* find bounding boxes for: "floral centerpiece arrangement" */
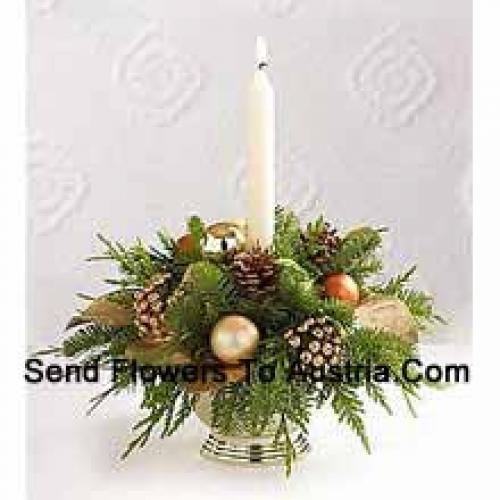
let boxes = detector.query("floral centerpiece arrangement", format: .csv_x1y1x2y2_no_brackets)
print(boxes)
41,208,442,474
36,38,443,475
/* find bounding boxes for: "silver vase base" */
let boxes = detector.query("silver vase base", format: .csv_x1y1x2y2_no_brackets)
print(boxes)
200,431,311,466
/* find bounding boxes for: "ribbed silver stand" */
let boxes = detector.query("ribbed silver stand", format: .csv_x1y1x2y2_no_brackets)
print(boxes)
200,431,310,465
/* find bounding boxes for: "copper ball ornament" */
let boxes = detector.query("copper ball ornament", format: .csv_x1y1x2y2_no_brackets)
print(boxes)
324,273,360,305
176,233,196,254
210,315,260,365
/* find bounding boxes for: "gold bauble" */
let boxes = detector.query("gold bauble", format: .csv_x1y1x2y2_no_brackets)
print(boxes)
176,220,247,255
204,220,247,253
355,297,418,343
210,315,259,365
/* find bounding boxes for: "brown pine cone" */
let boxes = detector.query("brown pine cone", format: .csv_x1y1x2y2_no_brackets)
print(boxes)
133,272,174,341
231,246,278,298
301,222,340,267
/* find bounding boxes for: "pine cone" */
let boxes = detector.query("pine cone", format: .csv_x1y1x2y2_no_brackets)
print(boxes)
133,272,174,341
283,316,345,377
231,247,278,298
301,222,340,267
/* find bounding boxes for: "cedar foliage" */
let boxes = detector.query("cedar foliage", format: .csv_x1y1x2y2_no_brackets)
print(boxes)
50,207,443,475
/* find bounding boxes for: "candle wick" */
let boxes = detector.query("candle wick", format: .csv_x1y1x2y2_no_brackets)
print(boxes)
255,36,269,71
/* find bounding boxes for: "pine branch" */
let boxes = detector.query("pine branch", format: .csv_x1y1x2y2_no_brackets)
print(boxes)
276,258,354,326
347,326,422,417
87,385,118,416
122,382,194,459
62,324,115,358
331,384,371,453
62,324,137,359
43,208,446,474
365,380,393,416
149,229,176,267
370,266,446,331
274,207,301,260
93,233,166,288
165,262,237,353
31,346,62,356
328,226,386,283
273,414,297,477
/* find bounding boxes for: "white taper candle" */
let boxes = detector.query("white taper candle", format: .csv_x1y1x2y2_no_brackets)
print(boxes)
247,36,275,249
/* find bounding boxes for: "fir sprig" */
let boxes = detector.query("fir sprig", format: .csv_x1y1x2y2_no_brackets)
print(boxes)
332,384,371,453
346,326,421,416
122,383,196,459
164,261,237,355
329,226,386,284
90,233,168,288
42,208,444,475
62,323,137,359
370,266,446,330
274,206,301,260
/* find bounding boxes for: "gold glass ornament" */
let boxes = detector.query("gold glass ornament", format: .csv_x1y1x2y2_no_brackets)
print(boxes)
176,220,247,255
204,220,247,253
210,315,259,365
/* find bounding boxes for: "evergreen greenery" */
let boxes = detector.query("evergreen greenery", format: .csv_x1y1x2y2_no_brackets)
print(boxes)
47,207,443,476
62,323,138,362
371,266,446,331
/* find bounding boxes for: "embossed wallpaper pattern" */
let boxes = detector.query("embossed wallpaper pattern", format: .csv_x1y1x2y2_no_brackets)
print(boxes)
27,0,471,344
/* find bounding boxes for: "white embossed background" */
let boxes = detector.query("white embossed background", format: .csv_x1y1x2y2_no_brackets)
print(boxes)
27,0,471,345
